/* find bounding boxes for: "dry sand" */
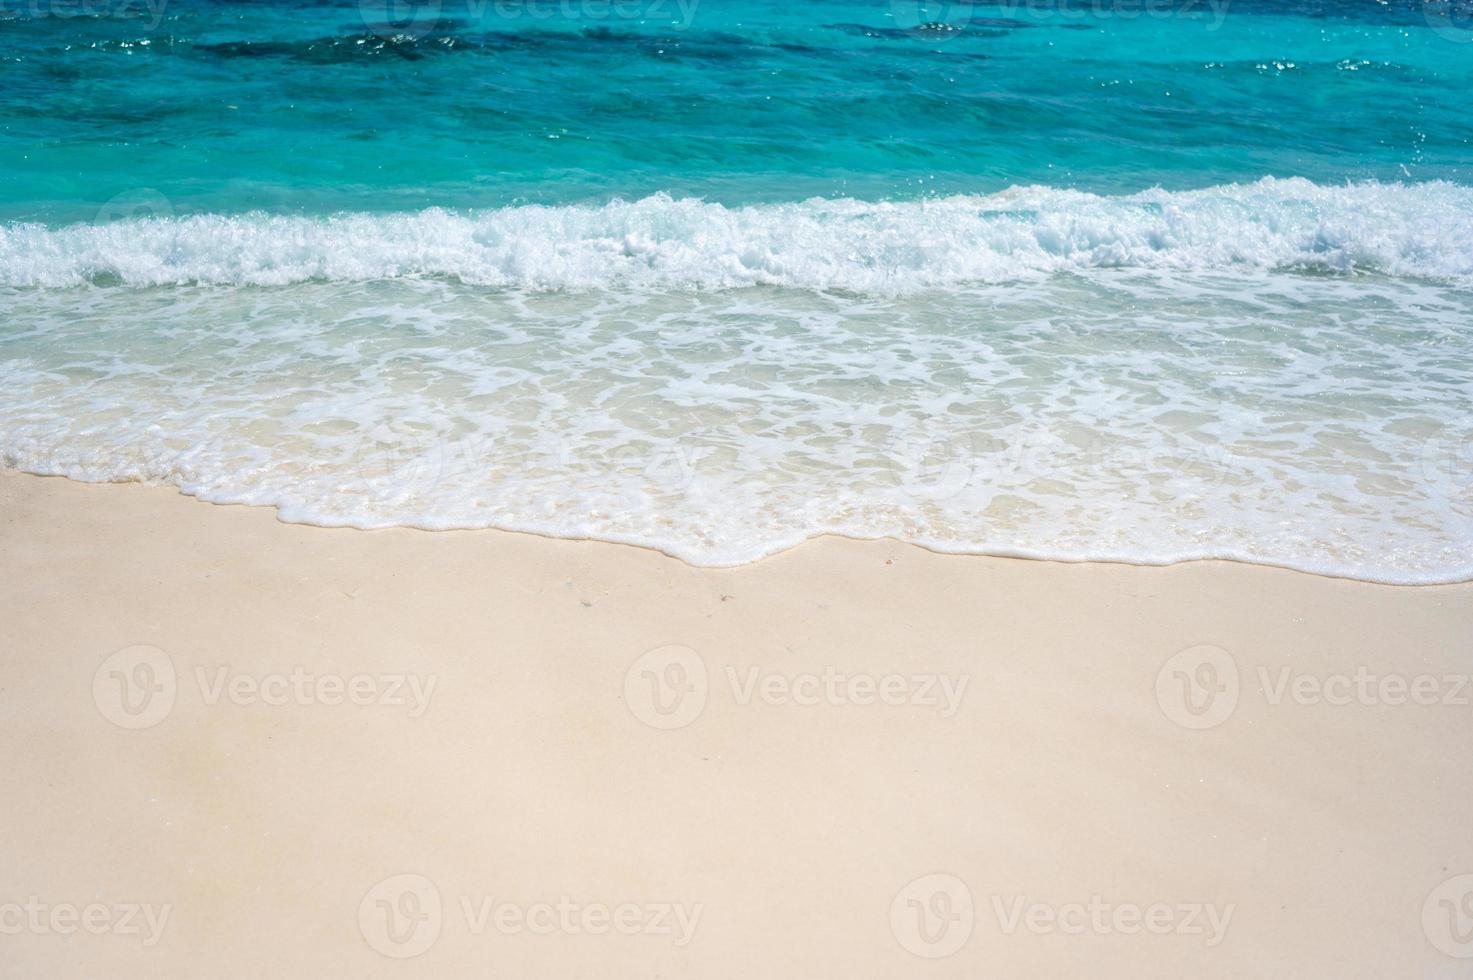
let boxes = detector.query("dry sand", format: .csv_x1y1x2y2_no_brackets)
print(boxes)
2,469,1471,978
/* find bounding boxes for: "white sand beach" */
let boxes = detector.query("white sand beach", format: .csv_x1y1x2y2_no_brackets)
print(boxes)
3,469,1470,977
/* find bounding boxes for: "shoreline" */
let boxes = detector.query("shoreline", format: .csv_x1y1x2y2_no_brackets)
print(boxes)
5,469,1469,587
3,467,1471,976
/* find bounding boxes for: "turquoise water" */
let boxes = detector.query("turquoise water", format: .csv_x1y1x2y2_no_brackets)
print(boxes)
4,0,1472,219
3,0,1473,580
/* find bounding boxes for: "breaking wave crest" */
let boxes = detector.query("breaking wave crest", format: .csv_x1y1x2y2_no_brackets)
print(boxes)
4,177,1472,292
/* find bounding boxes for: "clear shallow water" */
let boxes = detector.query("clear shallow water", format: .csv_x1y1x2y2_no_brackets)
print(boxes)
2,0,1472,581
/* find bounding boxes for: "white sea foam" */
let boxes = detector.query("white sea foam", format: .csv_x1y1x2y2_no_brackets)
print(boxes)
3,178,1473,291
2,254,1471,583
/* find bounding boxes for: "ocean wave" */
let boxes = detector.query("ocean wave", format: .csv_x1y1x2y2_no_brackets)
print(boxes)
3,267,1472,584
3,177,1472,292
